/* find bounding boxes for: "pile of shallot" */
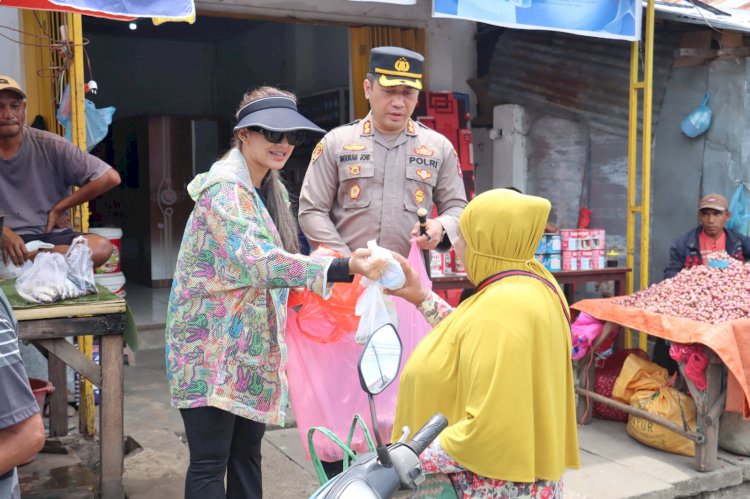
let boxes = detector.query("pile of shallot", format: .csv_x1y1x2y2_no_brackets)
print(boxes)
613,255,750,324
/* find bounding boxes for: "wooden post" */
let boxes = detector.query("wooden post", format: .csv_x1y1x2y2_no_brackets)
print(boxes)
681,351,724,472
99,334,124,498
47,351,68,437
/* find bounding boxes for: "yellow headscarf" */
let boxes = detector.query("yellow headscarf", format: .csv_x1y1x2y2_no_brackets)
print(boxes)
392,189,579,482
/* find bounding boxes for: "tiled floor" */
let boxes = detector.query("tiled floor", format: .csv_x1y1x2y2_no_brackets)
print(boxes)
124,282,170,330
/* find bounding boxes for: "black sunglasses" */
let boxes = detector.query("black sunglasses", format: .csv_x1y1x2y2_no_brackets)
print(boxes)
248,127,307,146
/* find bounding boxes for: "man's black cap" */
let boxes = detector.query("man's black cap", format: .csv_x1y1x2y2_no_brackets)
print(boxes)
369,46,424,90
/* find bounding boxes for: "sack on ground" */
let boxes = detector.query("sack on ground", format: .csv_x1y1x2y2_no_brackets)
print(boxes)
627,386,697,457
593,348,647,422
614,353,697,456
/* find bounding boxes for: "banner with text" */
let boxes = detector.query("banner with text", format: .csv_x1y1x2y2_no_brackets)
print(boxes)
433,0,641,41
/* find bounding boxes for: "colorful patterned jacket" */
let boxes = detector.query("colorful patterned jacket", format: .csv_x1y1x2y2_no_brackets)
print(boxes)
166,148,333,425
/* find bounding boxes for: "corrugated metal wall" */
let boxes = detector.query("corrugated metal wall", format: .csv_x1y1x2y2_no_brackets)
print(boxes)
487,29,680,137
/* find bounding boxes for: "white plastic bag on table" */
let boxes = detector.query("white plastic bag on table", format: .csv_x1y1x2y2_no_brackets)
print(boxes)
0,240,54,279
16,252,71,303
354,240,402,344
65,236,98,295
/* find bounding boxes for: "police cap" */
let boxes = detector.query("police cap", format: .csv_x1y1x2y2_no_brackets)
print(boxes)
369,46,424,91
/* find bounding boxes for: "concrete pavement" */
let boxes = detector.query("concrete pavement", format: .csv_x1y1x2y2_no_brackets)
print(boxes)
20,326,750,498
121,332,750,498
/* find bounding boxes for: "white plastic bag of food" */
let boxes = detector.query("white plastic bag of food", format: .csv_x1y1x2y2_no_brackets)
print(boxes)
16,252,70,303
363,240,405,290
354,240,401,344
65,236,98,295
0,240,54,279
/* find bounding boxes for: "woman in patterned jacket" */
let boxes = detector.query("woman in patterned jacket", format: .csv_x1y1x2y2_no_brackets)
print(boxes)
165,87,385,499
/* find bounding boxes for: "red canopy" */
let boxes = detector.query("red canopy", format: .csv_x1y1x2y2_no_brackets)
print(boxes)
0,1,135,21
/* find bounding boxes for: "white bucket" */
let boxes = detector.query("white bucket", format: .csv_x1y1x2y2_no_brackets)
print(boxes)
94,271,126,297
89,227,123,274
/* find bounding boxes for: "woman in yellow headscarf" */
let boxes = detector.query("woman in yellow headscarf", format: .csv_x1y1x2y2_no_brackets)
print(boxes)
389,188,579,498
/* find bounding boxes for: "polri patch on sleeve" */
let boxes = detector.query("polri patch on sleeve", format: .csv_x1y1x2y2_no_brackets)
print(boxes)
311,140,325,164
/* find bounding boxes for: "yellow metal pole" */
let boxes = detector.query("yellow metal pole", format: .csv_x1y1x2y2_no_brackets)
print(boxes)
67,12,96,437
626,0,655,350
626,40,639,349
638,0,656,353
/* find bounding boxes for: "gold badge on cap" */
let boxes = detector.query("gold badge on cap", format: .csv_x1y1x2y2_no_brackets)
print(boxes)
414,188,425,204
311,140,324,164
349,164,361,176
394,57,410,73
343,143,366,151
413,145,433,156
416,168,432,181
350,184,362,200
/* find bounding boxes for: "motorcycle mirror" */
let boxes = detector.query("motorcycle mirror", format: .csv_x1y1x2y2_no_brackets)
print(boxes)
358,324,402,395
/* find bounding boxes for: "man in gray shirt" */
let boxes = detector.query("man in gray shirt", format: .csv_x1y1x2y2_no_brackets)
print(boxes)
0,75,121,268
0,288,45,499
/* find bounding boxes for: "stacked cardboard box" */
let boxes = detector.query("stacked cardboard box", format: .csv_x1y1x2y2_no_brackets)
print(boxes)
534,233,562,272
430,248,466,277
559,229,606,271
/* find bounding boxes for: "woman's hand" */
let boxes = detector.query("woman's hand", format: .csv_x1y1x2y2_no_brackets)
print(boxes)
384,252,430,305
348,248,386,281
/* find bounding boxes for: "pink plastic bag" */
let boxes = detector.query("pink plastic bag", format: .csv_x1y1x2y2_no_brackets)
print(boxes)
286,241,433,461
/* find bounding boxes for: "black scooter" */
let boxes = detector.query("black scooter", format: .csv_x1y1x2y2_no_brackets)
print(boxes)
310,324,448,499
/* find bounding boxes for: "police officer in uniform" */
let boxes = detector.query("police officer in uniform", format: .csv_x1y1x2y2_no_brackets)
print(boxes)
299,46,467,258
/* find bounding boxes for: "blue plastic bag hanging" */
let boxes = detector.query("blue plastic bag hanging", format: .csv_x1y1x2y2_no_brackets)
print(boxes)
727,184,750,236
56,84,116,151
681,93,712,139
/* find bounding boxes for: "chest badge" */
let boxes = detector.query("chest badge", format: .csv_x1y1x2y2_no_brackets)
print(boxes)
350,184,362,200
349,164,362,176
311,140,324,164
415,168,432,181
414,145,433,156
414,188,425,205
343,143,366,151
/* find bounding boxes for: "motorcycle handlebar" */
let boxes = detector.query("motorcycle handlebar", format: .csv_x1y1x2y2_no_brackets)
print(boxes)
406,413,448,456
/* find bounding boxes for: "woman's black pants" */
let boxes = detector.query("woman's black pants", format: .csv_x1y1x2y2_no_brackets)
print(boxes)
180,406,266,499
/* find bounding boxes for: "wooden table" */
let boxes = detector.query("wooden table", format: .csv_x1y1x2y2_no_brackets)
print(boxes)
574,322,725,472
432,267,632,303
13,288,127,498
553,267,630,304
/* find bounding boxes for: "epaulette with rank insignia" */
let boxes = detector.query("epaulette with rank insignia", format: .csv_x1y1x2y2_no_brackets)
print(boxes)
327,119,360,133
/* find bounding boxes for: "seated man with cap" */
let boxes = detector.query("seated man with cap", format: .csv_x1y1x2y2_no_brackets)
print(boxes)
298,46,467,258
663,193,750,279
0,75,120,268
655,193,750,373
